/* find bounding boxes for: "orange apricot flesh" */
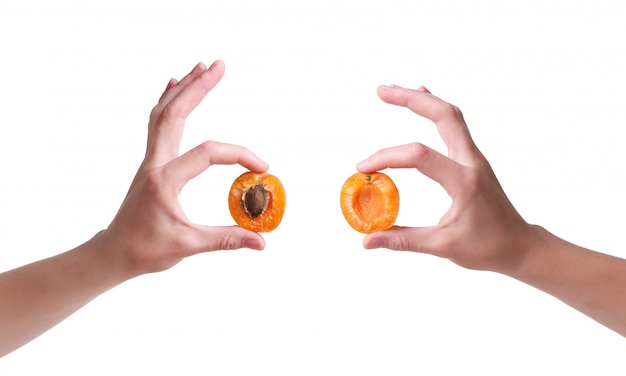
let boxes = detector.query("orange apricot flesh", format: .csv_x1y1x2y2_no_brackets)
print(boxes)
340,172,399,234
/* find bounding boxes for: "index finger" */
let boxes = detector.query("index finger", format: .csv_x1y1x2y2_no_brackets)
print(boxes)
377,85,480,165
357,142,465,197
166,141,269,185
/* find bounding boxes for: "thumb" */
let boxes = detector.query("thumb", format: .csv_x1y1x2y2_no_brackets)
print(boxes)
189,225,266,253
363,226,439,254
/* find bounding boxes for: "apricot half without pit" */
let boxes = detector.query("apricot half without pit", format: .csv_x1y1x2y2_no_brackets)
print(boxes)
340,172,399,234
228,172,286,232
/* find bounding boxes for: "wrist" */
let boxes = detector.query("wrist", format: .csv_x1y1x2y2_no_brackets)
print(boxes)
500,224,556,283
83,230,141,286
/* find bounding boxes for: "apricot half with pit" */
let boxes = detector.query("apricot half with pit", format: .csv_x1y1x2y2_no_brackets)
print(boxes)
340,172,399,234
228,172,286,232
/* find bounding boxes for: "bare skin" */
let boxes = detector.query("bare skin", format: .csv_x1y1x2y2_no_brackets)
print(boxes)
1,69,624,358
0,60,269,357
358,84,626,336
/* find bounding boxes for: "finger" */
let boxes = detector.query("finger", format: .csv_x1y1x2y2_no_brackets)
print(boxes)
148,60,226,166
146,77,182,149
187,225,266,253
377,85,479,164
165,78,179,92
363,225,441,254
166,140,269,185
148,62,209,156
167,60,225,119
157,62,206,105
357,142,466,197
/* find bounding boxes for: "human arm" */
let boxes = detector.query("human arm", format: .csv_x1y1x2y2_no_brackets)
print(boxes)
0,60,268,356
357,84,626,336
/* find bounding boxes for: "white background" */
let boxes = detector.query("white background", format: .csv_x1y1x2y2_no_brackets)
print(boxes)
1,0,625,374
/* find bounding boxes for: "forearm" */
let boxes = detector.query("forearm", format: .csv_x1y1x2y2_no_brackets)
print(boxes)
0,232,129,357
0,61,263,357
507,225,626,336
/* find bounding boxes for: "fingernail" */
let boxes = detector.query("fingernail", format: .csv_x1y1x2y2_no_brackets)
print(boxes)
356,158,370,170
244,238,265,251
378,85,394,91
165,78,178,90
364,238,384,249
417,85,431,94
191,62,206,74
209,60,221,70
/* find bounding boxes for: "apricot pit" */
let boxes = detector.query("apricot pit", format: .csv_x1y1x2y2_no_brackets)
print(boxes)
229,172,286,232
243,184,269,218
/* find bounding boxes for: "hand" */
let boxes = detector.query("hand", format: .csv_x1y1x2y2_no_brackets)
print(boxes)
357,85,537,273
97,60,269,278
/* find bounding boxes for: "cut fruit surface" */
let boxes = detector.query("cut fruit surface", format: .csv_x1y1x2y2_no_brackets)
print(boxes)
340,172,399,234
229,172,286,232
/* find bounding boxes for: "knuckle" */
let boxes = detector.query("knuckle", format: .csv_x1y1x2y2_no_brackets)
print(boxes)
451,104,464,118
196,140,217,164
198,140,216,153
407,142,429,161
149,106,161,123
441,102,464,121
143,168,167,197
382,232,413,252
395,235,413,251
218,235,241,250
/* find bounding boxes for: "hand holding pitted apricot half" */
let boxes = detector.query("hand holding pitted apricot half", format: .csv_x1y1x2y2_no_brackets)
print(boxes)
340,172,399,234
356,84,533,272
229,172,286,232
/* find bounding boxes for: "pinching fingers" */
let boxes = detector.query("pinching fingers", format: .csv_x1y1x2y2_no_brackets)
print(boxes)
166,141,269,185
357,142,466,197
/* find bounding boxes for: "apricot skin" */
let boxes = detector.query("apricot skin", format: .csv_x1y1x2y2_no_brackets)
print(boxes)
228,172,286,233
340,172,399,234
